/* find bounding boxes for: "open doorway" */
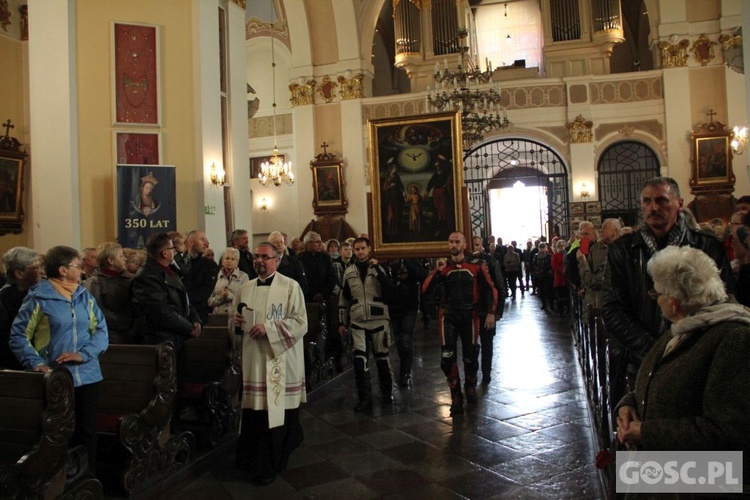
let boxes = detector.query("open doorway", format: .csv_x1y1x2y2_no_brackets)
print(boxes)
489,180,549,243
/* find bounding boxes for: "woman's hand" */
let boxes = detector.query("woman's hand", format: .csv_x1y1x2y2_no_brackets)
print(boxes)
617,405,643,447
55,352,83,364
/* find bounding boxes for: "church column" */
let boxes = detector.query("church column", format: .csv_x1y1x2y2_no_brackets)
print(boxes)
292,105,316,236
28,0,81,250
340,99,367,234
662,67,690,185
192,0,224,248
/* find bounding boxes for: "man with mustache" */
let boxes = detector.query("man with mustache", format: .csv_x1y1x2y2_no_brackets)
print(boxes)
601,177,733,402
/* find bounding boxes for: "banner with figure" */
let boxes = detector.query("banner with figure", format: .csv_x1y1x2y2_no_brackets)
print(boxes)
116,164,176,249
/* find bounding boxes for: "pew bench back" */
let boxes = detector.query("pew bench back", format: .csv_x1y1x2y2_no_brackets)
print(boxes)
97,344,160,433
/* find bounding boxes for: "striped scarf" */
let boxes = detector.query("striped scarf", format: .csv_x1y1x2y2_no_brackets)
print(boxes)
638,211,687,255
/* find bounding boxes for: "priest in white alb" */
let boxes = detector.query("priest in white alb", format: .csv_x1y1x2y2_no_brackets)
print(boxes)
231,242,307,486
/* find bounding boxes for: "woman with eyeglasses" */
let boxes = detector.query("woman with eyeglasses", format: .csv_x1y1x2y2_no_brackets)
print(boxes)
208,247,249,314
616,246,750,472
10,245,109,475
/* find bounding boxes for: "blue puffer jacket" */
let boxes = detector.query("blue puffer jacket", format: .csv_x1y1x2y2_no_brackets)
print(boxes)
10,279,109,387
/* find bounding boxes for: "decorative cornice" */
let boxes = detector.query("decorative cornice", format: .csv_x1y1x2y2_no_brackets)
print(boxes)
246,17,290,49
589,76,663,104
658,38,690,68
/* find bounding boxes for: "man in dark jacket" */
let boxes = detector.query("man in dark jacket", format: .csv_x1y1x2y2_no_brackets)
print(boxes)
268,231,308,295
131,233,201,391
601,177,733,400
296,231,336,303
472,235,505,386
181,230,219,324
385,258,428,388
231,229,254,277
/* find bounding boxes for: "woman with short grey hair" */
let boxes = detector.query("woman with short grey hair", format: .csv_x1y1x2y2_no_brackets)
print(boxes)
616,245,750,478
0,247,42,369
208,247,249,314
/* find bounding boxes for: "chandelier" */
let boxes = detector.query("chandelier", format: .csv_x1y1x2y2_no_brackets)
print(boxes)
426,29,510,149
259,23,294,187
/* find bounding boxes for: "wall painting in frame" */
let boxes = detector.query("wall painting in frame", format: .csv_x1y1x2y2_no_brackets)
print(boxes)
115,131,160,165
113,22,160,125
0,146,27,235
368,110,464,259
310,148,348,216
689,118,735,194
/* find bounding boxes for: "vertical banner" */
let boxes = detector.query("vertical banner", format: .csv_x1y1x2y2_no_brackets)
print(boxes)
116,165,176,249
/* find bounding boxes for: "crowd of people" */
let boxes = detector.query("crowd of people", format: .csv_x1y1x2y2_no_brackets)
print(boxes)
2,176,750,487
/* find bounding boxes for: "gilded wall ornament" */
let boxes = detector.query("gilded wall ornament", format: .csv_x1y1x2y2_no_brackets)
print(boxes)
230,0,246,8
317,76,338,104
691,34,715,66
289,79,315,107
719,30,743,74
0,0,10,32
337,73,364,100
566,115,593,144
658,38,689,68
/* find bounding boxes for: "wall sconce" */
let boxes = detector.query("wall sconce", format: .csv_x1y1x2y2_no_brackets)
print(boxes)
259,197,268,212
579,182,590,198
210,162,226,186
731,126,748,156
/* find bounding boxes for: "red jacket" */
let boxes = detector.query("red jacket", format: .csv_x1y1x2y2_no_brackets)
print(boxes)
551,251,567,287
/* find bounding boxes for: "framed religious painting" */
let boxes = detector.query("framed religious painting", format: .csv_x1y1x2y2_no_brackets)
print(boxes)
310,147,348,215
690,118,735,193
368,110,464,259
112,22,161,126
115,131,161,165
0,149,27,234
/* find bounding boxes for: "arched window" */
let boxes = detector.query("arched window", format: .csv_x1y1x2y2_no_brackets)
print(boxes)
597,141,660,226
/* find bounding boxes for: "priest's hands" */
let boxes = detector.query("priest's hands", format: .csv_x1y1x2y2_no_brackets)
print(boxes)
248,323,267,339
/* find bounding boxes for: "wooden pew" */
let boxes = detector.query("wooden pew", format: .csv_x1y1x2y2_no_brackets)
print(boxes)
0,368,102,500
97,342,194,496
179,313,241,448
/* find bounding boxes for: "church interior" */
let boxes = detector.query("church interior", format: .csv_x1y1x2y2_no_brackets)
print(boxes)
1,0,749,498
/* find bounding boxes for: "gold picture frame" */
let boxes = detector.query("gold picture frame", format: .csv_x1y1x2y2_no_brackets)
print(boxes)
0,150,27,234
368,111,464,258
690,119,735,193
310,149,348,216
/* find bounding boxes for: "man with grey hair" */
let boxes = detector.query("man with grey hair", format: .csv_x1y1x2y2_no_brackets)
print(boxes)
268,231,308,296
81,247,98,280
576,218,621,321
231,229,254,277
0,247,42,368
296,231,336,303
602,177,733,400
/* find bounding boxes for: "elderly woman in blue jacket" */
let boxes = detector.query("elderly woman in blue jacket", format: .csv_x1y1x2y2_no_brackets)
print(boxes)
11,245,109,474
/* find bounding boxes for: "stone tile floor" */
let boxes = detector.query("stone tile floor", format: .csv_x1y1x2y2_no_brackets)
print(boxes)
168,293,604,499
